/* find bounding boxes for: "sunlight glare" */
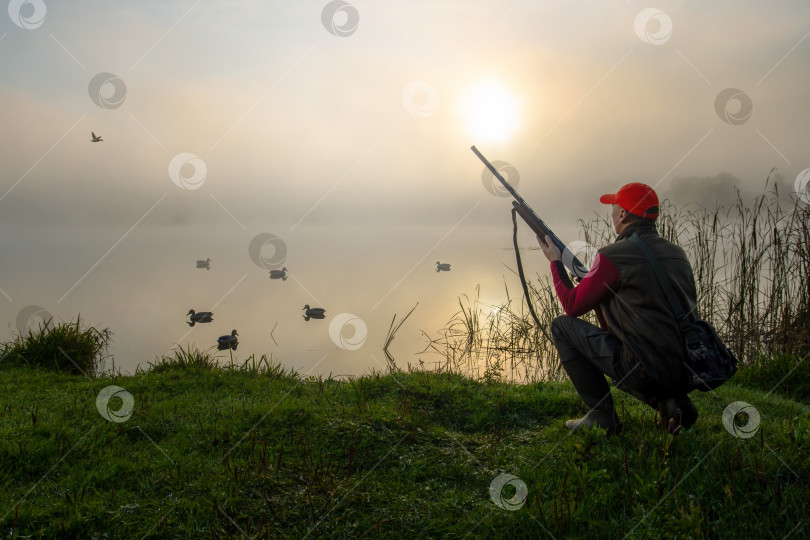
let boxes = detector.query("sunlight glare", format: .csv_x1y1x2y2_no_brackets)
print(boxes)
464,81,520,143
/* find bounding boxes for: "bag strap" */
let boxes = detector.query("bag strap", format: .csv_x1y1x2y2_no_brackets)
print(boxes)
627,234,692,327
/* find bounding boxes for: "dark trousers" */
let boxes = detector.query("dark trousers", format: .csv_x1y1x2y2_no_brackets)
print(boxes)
550,315,661,412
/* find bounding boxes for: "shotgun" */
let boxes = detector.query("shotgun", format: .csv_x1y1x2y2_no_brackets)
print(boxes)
471,145,589,281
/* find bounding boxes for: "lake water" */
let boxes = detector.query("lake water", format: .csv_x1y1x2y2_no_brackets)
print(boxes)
1,221,564,377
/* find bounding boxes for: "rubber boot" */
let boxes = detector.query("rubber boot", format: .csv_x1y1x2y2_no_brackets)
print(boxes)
565,408,622,435
561,357,622,436
659,395,698,435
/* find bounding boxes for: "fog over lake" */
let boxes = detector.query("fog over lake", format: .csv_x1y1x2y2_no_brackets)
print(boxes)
2,1,809,375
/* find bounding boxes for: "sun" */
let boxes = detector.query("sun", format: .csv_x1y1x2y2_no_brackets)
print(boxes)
463,81,520,143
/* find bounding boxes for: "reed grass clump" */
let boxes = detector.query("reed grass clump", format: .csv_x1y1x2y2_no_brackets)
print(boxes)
0,316,111,377
145,344,221,372
145,344,298,379
422,283,568,382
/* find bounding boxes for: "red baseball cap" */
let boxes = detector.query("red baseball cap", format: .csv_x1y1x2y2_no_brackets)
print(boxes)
599,183,659,219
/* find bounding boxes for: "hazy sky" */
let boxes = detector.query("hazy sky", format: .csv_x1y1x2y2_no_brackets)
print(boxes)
2,1,809,375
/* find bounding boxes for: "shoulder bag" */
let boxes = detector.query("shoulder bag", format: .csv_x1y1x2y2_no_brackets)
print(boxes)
628,234,738,391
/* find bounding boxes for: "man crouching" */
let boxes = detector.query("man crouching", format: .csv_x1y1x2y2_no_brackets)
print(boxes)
538,182,698,436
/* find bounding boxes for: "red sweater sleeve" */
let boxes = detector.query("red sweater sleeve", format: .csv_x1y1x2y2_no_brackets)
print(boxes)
549,253,620,321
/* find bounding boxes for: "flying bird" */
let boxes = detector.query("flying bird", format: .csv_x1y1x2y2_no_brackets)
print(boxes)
187,309,214,327
217,329,239,351
91,132,103,142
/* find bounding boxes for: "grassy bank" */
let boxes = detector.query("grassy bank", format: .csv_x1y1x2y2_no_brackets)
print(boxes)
1,354,807,539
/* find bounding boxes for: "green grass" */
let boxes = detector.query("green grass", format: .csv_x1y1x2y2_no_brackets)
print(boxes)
0,316,111,377
1,351,807,539
729,350,810,403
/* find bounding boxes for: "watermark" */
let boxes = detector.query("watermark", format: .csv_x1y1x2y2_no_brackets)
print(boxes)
168,152,207,190
321,0,359,37
794,168,810,205
482,161,519,197
8,0,46,30
714,88,753,125
15,305,53,335
562,240,599,275
96,385,134,423
722,401,760,439
401,81,440,118
249,233,287,270
329,313,367,350
88,72,127,110
489,473,527,511
634,8,672,46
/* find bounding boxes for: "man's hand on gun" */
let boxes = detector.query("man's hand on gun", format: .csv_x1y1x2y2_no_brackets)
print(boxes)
538,234,562,263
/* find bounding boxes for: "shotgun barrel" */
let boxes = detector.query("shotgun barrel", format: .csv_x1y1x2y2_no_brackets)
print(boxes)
471,145,589,280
